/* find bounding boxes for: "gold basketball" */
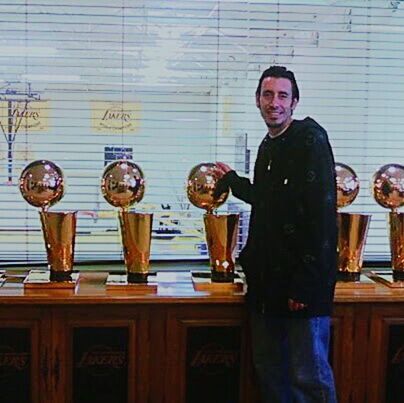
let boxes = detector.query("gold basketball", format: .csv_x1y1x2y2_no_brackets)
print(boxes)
19,160,65,210
186,163,229,213
335,163,360,209
101,160,145,209
372,163,404,210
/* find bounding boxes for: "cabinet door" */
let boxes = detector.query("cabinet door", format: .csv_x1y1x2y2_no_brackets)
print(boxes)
165,304,248,403
0,307,51,403
50,306,150,403
367,305,404,403
332,304,370,403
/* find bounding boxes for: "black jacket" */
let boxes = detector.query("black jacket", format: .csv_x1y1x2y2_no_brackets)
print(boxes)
223,117,337,317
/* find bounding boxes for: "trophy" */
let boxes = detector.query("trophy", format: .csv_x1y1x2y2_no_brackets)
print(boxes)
372,163,404,281
187,162,239,283
101,160,153,284
19,160,78,284
336,163,371,281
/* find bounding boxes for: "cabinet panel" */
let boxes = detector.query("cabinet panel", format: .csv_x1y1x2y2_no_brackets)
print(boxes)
72,326,129,403
165,305,247,403
51,307,147,403
367,306,404,403
0,327,32,403
332,304,370,403
186,325,241,403
385,324,404,403
0,308,48,403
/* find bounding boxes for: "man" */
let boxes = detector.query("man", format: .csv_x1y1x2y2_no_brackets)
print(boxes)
215,66,338,402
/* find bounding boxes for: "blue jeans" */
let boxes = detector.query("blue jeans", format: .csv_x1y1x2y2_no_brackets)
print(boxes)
250,312,337,403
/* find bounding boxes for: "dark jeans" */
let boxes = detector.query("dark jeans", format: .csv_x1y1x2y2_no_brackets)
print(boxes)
250,312,337,403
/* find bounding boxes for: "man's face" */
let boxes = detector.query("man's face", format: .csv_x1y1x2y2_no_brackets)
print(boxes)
256,77,298,134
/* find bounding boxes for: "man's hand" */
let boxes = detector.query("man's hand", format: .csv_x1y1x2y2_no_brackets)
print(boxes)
216,161,233,174
213,162,233,198
288,298,307,311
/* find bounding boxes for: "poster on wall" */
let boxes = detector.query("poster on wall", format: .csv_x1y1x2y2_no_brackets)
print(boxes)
0,100,49,133
91,101,141,133
0,99,49,183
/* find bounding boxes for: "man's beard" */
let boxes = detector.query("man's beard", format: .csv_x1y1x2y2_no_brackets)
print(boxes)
266,121,283,128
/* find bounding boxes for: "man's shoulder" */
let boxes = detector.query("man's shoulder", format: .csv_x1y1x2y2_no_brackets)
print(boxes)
293,117,327,134
292,117,329,145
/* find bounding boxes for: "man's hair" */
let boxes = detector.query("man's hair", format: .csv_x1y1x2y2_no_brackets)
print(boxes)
256,65,300,101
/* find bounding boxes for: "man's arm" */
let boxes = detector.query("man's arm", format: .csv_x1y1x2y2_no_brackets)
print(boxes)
215,162,255,205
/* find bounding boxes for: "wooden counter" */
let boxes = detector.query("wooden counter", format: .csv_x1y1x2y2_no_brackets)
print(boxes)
0,271,245,304
0,270,402,403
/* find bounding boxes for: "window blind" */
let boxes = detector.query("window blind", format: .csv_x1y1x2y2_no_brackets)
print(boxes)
0,0,402,263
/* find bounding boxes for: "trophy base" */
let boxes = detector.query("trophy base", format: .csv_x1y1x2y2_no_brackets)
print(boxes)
368,270,404,288
337,271,361,282
127,272,149,284
105,273,157,292
336,273,375,289
23,269,80,289
50,270,74,282
191,271,244,293
211,271,235,283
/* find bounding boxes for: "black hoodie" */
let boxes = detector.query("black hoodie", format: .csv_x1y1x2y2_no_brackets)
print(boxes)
222,117,337,317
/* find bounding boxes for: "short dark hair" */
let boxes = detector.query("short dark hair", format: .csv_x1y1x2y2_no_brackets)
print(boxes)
256,66,300,101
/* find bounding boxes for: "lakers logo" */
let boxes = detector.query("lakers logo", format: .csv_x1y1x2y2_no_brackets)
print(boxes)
190,343,238,375
76,344,126,377
0,345,29,378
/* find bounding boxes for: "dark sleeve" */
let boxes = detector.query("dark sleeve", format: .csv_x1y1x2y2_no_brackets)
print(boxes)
288,128,337,305
216,170,255,205
215,136,268,206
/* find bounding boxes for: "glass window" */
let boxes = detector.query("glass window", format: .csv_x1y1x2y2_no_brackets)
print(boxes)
0,1,403,264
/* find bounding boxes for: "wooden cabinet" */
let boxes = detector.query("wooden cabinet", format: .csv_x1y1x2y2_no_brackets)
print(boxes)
0,277,248,403
0,272,403,403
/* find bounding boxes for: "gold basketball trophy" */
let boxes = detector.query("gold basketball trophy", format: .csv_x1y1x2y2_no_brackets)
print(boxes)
19,160,79,287
371,163,404,285
101,160,155,289
187,163,241,290
336,163,371,283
